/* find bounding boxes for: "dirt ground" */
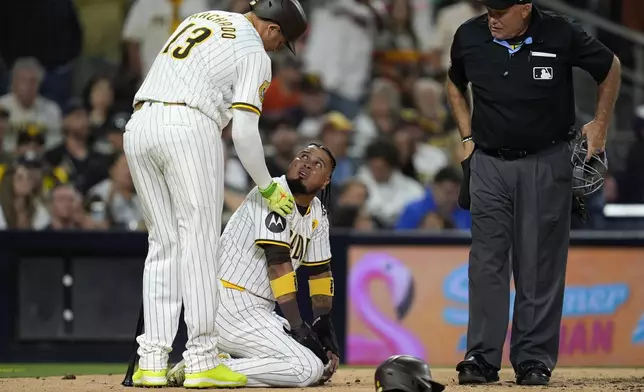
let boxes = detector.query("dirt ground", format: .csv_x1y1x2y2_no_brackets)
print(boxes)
2,368,644,392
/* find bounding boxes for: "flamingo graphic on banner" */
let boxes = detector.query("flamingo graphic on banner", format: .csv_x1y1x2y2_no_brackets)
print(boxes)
346,252,426,365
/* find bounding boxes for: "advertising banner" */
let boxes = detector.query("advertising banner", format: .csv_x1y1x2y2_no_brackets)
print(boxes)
346,246,644,367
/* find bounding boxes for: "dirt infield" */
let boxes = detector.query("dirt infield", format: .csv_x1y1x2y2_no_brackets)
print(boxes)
1,368,644,392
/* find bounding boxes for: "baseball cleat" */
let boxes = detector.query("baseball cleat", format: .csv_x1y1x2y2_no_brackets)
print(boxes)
132,368,168,387
167,353,233,387
183,364,247,388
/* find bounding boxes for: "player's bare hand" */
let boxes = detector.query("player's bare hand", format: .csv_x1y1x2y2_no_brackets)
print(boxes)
318,351,339,384
581,120,607,161
259,181,295,217
327,350,339,375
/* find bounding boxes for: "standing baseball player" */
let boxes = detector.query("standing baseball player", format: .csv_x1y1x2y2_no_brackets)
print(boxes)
167,143,341,388
125,1,307,388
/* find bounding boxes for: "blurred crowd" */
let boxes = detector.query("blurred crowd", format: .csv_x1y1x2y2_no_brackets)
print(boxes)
0,0,642,232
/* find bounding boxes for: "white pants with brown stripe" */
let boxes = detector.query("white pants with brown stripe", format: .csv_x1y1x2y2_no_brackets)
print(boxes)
124,101,224,373
216,280,325,387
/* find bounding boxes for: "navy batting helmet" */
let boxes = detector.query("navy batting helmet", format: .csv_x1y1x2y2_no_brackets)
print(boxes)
375,355,445,392
249,0,308,54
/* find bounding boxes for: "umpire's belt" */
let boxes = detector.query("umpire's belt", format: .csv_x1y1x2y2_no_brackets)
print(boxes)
480,140,562,160
133,101,186,112
480,148,530,160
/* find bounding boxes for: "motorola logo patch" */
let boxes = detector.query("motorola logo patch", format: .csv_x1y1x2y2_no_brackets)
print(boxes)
265,212,286,233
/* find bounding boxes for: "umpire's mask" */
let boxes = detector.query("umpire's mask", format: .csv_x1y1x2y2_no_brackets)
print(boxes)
570,136,608,197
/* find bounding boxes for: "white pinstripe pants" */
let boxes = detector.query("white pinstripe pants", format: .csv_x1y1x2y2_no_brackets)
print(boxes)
124,102,224,373
215,282,325,387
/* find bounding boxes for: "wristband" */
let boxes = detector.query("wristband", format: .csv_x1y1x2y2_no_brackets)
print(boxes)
309,277,334,297
259,181,276,197
462,136,473,143
270,271,297,298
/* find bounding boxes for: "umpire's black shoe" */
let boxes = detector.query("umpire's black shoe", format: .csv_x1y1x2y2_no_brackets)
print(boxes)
456,355,500,384
515,360,551,386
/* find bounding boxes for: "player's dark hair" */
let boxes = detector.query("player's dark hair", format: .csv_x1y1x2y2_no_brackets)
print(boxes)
307,142,336,214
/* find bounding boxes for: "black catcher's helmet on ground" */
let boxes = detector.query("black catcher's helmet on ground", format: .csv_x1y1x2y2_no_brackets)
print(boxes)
375,355,445,392
249,0,308,54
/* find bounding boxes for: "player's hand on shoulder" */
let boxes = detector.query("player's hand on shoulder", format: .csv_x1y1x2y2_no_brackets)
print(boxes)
311,314,340,381
285,322,329,365
259,180,295,217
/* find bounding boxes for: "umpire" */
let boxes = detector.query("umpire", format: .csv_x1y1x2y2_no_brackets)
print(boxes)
446,0,621,386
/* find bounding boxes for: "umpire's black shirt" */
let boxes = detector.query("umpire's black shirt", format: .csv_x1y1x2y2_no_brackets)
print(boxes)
449,6,614,150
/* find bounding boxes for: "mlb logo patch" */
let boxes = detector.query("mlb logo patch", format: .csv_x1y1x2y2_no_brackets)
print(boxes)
533,67,553,80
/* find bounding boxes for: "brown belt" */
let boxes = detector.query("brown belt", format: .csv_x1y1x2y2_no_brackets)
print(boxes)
133,101,186,112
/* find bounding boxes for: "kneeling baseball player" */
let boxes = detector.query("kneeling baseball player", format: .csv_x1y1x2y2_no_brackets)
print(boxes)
168,143,340,387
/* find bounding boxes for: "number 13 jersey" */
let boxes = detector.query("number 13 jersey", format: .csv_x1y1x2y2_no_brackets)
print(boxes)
218,176,332,301
134,11,272,131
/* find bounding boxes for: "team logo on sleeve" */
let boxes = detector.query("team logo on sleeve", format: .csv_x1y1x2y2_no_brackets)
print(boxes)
259,80,270,103
312,219,318,231
265,212,286,233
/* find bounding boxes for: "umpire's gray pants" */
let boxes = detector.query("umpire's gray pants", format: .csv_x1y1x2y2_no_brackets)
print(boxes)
465,141,573,371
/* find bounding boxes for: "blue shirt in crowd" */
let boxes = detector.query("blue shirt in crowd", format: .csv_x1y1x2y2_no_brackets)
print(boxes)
395,188,472,230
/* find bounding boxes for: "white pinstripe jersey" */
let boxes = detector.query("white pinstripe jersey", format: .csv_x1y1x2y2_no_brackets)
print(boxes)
134,11,272,130
219,176,332,300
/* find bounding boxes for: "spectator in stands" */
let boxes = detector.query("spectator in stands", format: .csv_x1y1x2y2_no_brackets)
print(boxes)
86,153,143,230
17,151,47,195
0,109,12,164
394,109,449,184
395,166,471,230
14,124,47,158
82,73,116,141
45,184,77,230
266,120,299,178
45,99,110,194
94,111,130,157
375,0,421,82
353,78,401,156
413,78,447,132
74,0,129,67
303,0,379,119
295,74,330,140
7,130,68,197
43,183,85,230
427,0,485,74
122,0,210,80
356,137,424,227
0,58,62,151
0,164,50,230
0,1,82,106
330,178,375,230
263,57,302,118
319,112,358,186
398,65,422,108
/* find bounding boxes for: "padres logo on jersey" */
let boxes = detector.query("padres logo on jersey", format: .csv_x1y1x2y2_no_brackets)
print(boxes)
259,80,270,103
289,230,310,262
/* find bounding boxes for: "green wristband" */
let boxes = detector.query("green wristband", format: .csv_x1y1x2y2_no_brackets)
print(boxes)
259,181,276,197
